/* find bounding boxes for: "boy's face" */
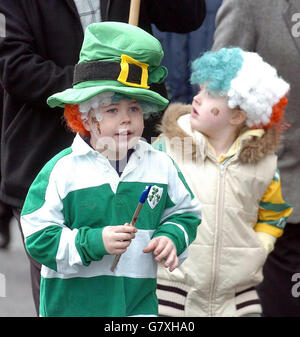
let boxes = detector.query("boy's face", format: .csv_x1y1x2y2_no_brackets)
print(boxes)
191,86,234,136
83,98,144,159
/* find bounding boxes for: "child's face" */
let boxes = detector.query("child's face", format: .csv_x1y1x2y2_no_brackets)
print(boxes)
83,98,144,159
191,86,234,136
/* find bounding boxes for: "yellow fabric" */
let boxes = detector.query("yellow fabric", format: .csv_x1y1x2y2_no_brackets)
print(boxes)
259,207,292,221
255,176,293,237
261,173,284,204
254,223,284,238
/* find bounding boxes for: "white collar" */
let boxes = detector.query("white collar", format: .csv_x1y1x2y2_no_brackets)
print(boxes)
71,133,153,161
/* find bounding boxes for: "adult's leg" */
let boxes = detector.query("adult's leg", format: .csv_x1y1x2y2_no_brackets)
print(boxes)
0,200,13,248
12,208,41,316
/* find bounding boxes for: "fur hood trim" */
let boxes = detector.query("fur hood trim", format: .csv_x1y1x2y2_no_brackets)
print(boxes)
157,103,281,164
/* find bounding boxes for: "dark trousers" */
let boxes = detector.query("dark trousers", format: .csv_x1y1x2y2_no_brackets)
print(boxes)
0,200,13,247
0,199,13,221
12,208,41,316
257,222,300,317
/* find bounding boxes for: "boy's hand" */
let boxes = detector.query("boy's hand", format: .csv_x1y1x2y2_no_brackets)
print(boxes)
102,224,137,255
143,236,178,272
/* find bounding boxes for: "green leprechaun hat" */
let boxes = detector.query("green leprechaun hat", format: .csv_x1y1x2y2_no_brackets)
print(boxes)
47,22,169,111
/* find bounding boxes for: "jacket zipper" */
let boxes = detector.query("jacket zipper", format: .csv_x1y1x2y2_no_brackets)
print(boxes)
209,163,225,316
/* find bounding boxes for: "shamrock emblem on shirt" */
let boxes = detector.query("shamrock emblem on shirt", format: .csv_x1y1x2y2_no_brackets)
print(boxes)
147,185,163,209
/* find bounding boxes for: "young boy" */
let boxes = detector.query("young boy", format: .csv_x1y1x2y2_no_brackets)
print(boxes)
20,22,201,317
154,48,293,317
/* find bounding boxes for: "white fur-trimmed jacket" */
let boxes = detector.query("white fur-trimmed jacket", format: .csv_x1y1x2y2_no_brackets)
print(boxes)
154,103,291,316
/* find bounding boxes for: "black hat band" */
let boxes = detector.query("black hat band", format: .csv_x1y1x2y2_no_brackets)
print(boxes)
73,54,151,90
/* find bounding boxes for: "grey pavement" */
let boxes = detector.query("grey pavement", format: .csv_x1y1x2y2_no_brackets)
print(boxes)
0,218,36,317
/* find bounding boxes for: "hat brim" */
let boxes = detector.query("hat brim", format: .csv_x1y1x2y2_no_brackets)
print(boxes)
47,80,169,111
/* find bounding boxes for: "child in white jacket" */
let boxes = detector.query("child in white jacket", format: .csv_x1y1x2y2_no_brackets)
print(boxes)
154,47,293,317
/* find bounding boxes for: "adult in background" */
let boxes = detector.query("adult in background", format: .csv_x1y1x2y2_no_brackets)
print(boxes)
0,0,206,315
212,0,300,316
153,0,223,104
0,85,13,249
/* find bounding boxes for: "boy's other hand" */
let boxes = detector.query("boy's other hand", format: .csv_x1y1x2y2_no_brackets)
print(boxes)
102,224,137,255
143,236,178,272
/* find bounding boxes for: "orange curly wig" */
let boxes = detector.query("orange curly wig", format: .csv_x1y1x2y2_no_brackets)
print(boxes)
252,96,289,131
64,104,90,136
